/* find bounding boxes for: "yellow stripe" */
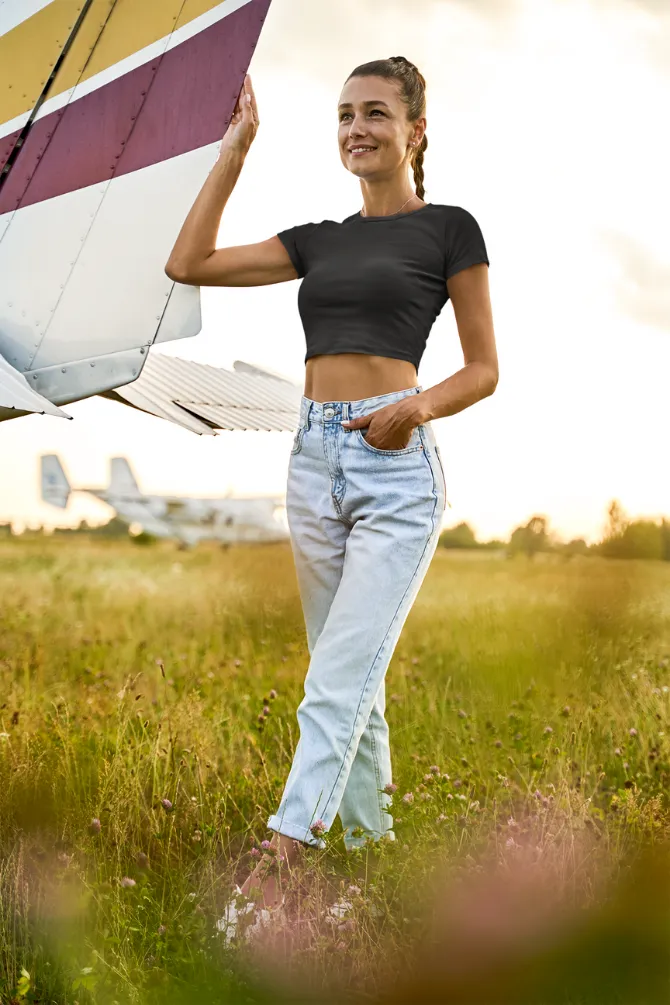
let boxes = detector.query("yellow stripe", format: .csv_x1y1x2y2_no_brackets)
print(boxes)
0,1,85,125
0,0,230,126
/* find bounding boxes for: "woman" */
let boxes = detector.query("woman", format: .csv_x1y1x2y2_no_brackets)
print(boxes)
166,57,497,931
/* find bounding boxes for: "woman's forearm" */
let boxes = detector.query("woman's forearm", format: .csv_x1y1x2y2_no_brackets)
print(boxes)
165,145,245,279
414,361,499,422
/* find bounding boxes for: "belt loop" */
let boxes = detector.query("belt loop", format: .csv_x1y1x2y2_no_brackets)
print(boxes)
306,401,313,430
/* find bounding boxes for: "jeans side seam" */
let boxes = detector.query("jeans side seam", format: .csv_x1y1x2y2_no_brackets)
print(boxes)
369,723,385,832
418,427,442,530
319,508,440,825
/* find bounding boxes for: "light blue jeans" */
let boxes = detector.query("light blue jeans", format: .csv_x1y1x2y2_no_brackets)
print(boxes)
267,386,447,851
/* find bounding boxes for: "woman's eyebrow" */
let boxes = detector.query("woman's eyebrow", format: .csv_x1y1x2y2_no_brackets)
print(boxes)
338,100,391,110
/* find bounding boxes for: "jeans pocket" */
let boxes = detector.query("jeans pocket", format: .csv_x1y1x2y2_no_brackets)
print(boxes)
355,426,423,456
291,424,306,455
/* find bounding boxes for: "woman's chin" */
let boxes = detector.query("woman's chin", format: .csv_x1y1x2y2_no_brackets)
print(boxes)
347,163,379,181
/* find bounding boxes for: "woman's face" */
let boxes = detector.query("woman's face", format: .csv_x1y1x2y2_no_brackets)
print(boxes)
337,75,424,182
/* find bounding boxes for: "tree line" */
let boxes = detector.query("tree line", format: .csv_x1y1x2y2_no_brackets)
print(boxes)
438,500,670,561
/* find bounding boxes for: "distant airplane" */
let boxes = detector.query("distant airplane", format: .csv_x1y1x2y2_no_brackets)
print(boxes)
41,454,289,547
0,0,300,435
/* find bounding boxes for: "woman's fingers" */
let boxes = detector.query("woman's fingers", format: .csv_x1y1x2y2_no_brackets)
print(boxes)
231,86,243,122
220,74,258,147
246,75,259,118
239,73,258,123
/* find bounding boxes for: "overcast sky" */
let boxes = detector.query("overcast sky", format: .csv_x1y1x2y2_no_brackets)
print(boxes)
1,0,668,543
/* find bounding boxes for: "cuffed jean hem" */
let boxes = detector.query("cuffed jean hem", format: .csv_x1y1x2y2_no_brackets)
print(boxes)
344,829,396,852
267,814,326,850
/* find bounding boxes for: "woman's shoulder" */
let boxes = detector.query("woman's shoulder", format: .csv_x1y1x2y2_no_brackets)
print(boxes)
426,204,488,243
278,217,346,238
426,203,481,221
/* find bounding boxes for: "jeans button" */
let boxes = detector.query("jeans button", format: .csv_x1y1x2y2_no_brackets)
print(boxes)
324,407,334,418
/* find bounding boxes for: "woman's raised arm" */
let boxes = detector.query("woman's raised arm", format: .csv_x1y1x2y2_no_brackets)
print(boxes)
164,75,298,288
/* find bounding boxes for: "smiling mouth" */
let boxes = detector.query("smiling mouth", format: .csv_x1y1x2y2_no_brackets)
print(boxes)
349,146,377,156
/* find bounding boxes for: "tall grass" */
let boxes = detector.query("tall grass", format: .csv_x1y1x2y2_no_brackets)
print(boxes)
0,538,668,1003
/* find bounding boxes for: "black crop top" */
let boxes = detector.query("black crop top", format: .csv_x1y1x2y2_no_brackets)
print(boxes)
276,203,489,370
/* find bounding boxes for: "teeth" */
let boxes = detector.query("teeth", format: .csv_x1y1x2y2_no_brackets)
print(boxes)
351,147,375,153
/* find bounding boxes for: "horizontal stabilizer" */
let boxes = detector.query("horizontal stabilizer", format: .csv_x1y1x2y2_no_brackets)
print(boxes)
0,355,71,418
232,360,298,384
102,352,301,434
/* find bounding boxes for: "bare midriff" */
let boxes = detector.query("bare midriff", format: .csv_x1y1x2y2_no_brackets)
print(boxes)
303,353,418,403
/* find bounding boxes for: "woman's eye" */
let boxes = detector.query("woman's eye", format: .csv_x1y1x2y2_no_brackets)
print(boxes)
339,110,385,121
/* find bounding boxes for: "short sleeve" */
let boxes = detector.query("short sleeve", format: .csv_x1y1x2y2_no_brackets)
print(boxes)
276,222,319,278
444,207,489,280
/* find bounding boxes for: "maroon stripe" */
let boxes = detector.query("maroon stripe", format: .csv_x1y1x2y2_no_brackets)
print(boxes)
0,0,271,214
0,127,21,176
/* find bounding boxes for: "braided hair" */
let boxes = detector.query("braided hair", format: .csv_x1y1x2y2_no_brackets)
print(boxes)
346,56,428,200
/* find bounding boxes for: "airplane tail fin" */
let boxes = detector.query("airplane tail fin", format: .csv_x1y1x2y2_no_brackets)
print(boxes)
41,455,71,509
109,457,141,498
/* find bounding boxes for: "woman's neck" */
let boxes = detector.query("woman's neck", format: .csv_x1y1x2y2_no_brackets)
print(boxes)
360,184,421,218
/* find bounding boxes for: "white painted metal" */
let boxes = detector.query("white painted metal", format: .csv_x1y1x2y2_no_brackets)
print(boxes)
0,9,177,368
0,352,71,416
0,144,216,378
28,346,148,404
0,209,13,242
28,147,218,367
0,182,109,371
153,284,201,345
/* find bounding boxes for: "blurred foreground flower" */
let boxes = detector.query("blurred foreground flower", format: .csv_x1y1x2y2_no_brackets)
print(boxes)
368,836,670,1005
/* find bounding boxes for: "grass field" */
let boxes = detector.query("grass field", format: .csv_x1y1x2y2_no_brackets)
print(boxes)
0,537,669,1004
